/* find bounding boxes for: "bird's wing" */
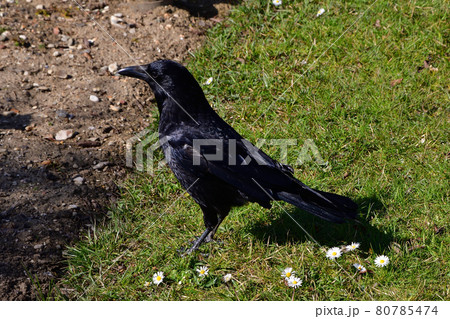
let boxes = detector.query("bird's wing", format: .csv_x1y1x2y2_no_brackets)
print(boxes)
165,129,301,203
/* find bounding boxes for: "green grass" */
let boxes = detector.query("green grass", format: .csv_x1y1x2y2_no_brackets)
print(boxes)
61,0,449,300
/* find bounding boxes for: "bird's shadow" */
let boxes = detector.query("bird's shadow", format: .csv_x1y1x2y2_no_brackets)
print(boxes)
246,195,394,254
0,114,32,130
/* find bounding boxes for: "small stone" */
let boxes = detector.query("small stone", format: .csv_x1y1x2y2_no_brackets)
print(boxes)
90,95,99,102
73,176,84,186
34,244,43,249
36,5,45,10
52,51,61,57
0,31,11,42
108,62,118,74
19,35,27,40
47,43,55,48
55,70,69,79
110,15,126,28
55,129,74,141
41,160,52,166
53,27,60,35
67,38,75,46
109,105,121,112
68,204,78,209
2,111,17,117
25,124,36,131
37,86,50,92
43,134,54,141
56,109,73,119
113,13,124,18
93,161,109,170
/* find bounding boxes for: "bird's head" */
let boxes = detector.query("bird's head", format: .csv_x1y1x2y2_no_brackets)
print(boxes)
117,60,208,114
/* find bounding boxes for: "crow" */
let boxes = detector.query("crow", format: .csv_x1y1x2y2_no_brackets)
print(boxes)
118,60,358,253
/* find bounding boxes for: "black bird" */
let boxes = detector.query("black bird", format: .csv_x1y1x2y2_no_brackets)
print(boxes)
118,60,358,253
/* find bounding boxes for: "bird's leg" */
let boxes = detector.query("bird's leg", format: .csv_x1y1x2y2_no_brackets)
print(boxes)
184,228,212,254
204,215,224,243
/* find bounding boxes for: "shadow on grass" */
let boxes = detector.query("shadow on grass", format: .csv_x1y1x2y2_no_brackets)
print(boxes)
246,195,395,254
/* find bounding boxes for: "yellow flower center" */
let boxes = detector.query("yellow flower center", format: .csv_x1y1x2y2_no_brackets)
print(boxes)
380,260,385,264
156,276,161,281
292,280,297,284
286,272,291,277
332,252,337,256
200,270,205,274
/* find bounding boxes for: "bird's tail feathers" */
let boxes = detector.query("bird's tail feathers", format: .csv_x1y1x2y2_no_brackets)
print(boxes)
276,186,358,223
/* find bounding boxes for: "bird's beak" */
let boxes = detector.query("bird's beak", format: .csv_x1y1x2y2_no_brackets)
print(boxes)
116,65,149,81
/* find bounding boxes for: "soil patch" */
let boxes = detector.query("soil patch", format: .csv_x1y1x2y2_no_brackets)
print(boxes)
0,0,230,300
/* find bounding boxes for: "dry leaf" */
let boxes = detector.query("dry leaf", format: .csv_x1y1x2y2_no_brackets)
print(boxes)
390,78,403,87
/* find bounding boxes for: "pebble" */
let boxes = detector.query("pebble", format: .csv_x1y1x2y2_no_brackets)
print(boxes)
93,161,109,170
73,176,84,186
19,35,27,40
55,129,74,141
36,5,45,10
34,244,43,250
68,204,78,209
109,105,121,112
108,62,118,74
41,160,51,166
89,95,100,103
0,31,11,42
56,109,73,119
2,111,17,117
54,70,69,79
110,15,126,29
25,124,35,131
52,51,61,57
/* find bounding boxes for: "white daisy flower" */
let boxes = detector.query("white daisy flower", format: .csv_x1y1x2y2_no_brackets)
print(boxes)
287,276,303,288
223,273,232,282
316,8,325,17
272,0,282,6
326,247,342,259
374,255,390,267
144,281,151,287
353,263,367,273
196,266,209,277
346,242,360,251
204,77,213,85
152,271,164,285
281,267,295,280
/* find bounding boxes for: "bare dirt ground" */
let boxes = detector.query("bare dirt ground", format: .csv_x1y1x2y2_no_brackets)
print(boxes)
0,0,230,300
